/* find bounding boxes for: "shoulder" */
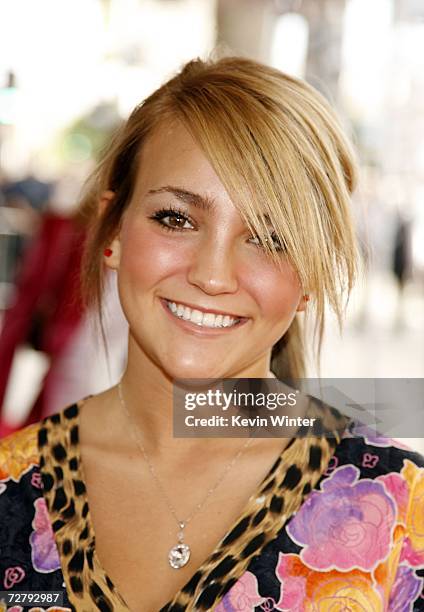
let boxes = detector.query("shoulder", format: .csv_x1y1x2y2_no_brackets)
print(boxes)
0,406,79,547
327,424,424,597
277,424,424,610
0,422,45,520
327,423,424,509
38,403,80,447
0,424,45,578
0,401,81,483
0,422,41,482
0,422,71,605
335,421,424,475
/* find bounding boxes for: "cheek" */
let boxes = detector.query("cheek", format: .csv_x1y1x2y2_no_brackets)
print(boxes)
119,221,187,287
244,259,302,321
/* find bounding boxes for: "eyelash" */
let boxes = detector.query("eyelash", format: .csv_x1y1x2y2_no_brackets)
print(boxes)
149,206,285,252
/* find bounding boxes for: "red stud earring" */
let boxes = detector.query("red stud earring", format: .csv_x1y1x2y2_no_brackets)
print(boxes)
104,248,113,257
303,294,310,302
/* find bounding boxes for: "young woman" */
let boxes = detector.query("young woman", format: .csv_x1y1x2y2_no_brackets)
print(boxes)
1,57,423,612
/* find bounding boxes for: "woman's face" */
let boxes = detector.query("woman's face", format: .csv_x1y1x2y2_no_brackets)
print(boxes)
106,121,306,380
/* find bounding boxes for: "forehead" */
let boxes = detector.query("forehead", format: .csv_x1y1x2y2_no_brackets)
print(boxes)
131,119,278,232
133,120,229,203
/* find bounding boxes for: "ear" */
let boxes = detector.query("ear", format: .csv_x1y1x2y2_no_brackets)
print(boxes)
296,294,310,312
99,190,121,270
99,190,116,216
103,236,121,270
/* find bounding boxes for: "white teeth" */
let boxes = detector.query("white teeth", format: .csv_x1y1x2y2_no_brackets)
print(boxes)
214,314,223,327
203,313,215,327
190,310,204,325
165,301,240,328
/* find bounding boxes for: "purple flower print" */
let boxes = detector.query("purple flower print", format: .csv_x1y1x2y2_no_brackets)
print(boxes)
287,465,396,571
389,565,423,611
29,498,61,572
349,422,410,450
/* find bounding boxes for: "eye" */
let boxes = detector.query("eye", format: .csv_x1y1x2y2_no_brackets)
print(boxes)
249,232,285,252
150,207,194,231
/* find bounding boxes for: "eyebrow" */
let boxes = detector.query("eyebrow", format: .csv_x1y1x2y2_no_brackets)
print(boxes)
146,185,217,213
146,184,274,226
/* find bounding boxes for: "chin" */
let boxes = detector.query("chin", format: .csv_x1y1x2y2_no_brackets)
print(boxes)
159,359,230,382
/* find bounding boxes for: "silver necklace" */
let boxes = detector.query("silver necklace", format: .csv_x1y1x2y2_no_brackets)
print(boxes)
117,382,253,569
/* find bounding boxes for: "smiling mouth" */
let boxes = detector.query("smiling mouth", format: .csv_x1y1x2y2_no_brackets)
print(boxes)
162,298,248,329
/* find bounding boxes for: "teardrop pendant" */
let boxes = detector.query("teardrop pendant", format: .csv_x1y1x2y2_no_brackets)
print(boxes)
168,542,191,569
168,522,191,569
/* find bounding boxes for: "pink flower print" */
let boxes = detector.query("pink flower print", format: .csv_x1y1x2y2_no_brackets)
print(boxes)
31,472,42,489
378,464,424,569
6,607,24,612
324,455,338,476
378,472,409,522
275,554,307,610
27,608,72,612
3,565,25,588
214,571,266,611
362,453,380,468
401,537,424,567
29,498,61,572
26,608,72,612
287,465,396,571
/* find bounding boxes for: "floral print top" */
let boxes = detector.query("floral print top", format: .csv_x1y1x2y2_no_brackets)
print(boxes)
0,405,423,611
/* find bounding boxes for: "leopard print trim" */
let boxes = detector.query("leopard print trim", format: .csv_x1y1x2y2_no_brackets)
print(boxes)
38,399,348,611
39,404,129,612
162,398,347,611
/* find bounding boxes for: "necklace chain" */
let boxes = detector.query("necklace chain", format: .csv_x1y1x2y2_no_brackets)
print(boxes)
117,382,253,532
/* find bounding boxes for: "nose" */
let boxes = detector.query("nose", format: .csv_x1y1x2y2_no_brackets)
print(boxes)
187,234,239,295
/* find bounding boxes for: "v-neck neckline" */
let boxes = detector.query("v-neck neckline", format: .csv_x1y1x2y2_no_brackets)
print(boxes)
41,399,348,611
73,402,293,611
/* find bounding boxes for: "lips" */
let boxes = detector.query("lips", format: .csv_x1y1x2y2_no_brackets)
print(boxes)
162,297,245,319
159,298,249,334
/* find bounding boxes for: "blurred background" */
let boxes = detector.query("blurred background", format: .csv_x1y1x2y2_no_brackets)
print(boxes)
0,0,423,445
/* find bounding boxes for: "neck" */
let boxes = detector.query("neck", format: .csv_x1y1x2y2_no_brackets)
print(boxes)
118,335,275,456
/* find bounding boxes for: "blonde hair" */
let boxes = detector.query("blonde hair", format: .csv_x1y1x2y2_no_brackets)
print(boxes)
81,56,359,379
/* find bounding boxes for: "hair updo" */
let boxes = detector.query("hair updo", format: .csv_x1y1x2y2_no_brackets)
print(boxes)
80,55,359,379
